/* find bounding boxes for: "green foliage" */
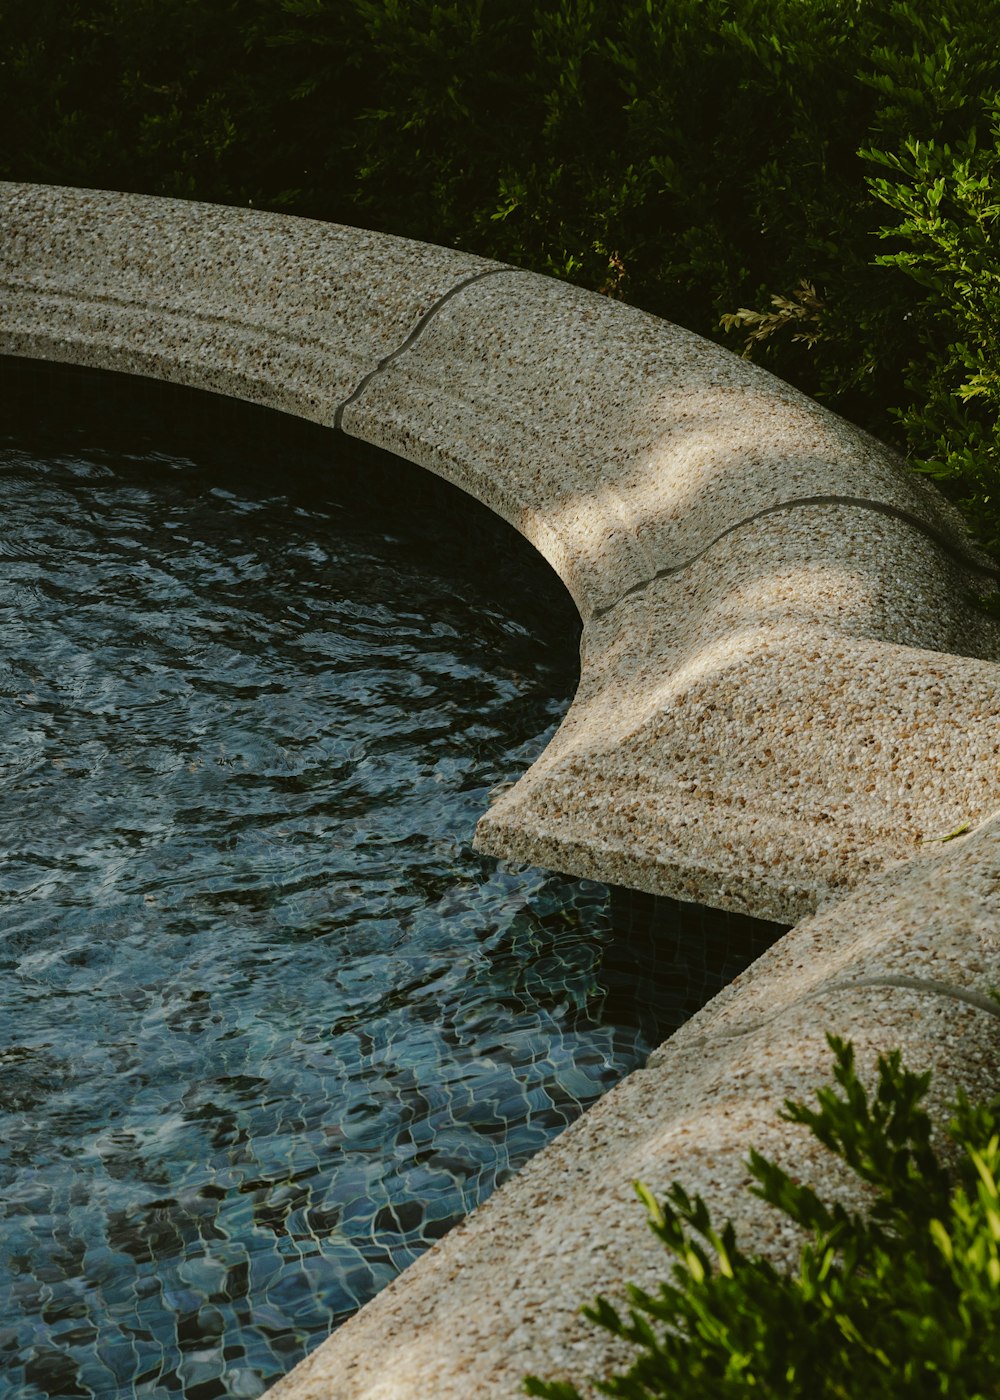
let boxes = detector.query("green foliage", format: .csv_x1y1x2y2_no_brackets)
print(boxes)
864,111,1000,552
524,1036,1000,1399
2,0,1000,555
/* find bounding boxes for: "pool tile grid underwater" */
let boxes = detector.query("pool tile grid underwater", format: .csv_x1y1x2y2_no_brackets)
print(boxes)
0,363,785,1400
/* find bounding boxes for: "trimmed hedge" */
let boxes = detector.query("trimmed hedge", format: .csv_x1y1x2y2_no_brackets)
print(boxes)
2,0,999,552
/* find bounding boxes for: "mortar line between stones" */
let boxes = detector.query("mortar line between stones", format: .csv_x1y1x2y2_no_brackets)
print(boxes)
592,494,1000,620
650,975,1000,1065
333,265,526,430
838,974,1000,1019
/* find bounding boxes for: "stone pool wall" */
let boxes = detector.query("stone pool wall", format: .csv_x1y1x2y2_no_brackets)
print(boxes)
3,181,1000,1397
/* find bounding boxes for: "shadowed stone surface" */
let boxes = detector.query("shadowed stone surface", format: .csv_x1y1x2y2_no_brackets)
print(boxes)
2,182,999,1399
5,182,998,922
266,816,1000,1400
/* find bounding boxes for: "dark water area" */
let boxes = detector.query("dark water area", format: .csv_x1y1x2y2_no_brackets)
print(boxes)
0,361,784,1400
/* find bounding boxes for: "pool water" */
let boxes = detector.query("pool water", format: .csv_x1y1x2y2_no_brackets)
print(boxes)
0,364,783,1400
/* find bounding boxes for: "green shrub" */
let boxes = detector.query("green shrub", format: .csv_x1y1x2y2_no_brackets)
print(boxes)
864,110,1000,554
3,0,1000,557
524,1035,1000,1399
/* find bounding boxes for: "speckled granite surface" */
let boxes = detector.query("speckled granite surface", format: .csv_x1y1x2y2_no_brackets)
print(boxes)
3,182,1000,1399
341,266,995,610
0,182,511,422
5,181,998,923
268,813,1000,1400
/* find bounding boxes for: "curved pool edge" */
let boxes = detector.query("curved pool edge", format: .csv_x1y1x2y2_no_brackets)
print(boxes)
266,810,1000,1400
3,182,1000,1397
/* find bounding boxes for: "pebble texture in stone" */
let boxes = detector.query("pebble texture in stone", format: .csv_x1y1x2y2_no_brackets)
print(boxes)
3,183,1000,1400
341,268,998,612
477,505,1000,922
0,182,510,423
4,181,998,923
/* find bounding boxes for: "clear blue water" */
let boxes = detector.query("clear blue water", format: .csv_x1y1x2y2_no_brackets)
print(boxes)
0,365,782,1400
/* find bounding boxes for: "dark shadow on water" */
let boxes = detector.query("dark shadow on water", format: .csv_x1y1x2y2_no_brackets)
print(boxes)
0,356,787,1400
0,355,579,646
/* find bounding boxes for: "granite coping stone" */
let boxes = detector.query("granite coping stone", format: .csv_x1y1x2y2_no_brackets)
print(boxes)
662,812,1000,1054
477,626,1000,922
476,503,1000,920
1,181,512,422
341,267,996,611
266,937,1000,1399
3,182,1000,1398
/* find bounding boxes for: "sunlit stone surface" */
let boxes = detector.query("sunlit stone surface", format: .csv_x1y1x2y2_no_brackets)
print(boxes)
2,184,998,1398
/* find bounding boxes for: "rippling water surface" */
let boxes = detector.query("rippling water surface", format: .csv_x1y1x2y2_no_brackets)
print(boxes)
0,366,781,1400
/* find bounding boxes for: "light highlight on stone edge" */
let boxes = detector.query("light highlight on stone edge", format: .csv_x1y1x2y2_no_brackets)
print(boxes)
4,181,998,924
2,182,999,1399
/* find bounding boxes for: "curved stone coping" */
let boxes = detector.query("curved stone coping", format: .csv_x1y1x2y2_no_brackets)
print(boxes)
0,181,513,420
480,506,1000,922
3,184,1000,1396
3,180,999,923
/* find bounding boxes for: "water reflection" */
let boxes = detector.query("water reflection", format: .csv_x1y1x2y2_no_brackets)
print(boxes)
0,361,783,1400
